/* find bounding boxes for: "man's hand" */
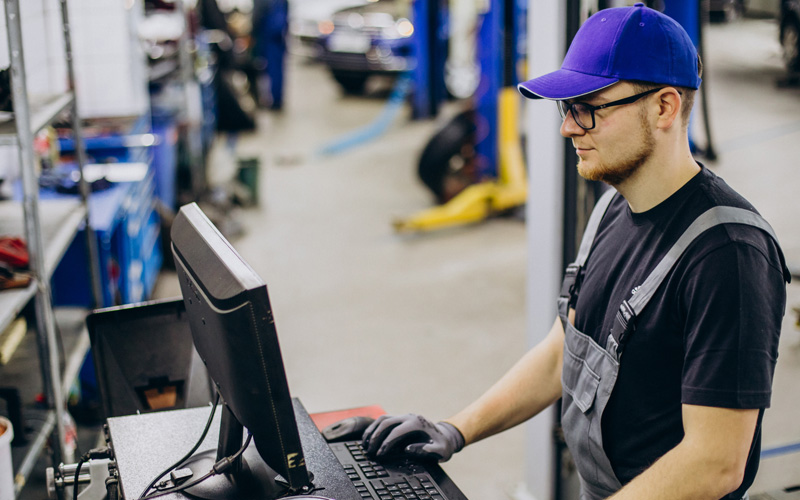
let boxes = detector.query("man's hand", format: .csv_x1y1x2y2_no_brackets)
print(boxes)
361,414,465,462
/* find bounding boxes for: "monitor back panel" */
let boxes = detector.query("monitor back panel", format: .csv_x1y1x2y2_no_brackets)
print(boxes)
87,298,214,418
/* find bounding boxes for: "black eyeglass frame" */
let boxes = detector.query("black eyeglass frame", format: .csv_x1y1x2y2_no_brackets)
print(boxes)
557,87,676,131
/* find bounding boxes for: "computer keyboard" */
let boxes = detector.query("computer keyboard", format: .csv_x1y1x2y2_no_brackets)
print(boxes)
331,441,448,500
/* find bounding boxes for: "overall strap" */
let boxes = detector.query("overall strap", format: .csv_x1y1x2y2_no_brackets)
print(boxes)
609,206,781,354
558,188,617,324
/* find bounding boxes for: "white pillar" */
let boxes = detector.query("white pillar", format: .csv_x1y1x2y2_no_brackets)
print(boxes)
523,2,566,499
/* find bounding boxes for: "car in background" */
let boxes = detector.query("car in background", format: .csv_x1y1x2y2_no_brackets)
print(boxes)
288,0,369,59
318,0,415,94
709,0,747,22
780,0,800,75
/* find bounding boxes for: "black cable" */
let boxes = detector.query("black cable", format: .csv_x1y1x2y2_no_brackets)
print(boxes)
138,392,220,499
139,470,215,500
72,456,87,500
73,448,111,500
138,432,253,500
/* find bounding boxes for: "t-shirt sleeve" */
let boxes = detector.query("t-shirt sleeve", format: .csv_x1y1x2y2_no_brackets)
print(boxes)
679,241,786,409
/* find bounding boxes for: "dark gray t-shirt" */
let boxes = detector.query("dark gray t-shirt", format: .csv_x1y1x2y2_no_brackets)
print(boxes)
573,166,788,496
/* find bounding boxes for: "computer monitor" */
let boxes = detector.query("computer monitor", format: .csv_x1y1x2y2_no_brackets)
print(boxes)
170,202,312,499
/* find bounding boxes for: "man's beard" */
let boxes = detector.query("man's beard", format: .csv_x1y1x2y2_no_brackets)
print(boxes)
577,114,656,186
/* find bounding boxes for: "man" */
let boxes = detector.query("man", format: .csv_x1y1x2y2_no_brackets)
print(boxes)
252,0,288,110
362,4,790,500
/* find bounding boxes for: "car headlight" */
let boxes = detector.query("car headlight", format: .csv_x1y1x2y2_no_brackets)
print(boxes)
347,13,365,29
396,18,414,37
382,18,414,39
318,19,334,35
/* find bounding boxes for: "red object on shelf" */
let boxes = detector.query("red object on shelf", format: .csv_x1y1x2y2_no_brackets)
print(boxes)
0,237,29,269
309,405,386,431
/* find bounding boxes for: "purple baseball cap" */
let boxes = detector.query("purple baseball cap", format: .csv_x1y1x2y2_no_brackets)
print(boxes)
518,3,701,100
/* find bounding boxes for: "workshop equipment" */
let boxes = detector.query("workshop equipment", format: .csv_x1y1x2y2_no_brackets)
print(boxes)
395,0,527,232
0,416,13,500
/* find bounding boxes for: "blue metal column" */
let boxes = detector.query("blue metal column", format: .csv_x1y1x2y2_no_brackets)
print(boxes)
663,0,700,45
662,0,704,153
411,0,431,118
431,0,448,116
475,0,502,178
411,0,447,119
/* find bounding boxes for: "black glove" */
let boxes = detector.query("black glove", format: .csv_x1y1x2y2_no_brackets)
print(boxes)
361,414,465,462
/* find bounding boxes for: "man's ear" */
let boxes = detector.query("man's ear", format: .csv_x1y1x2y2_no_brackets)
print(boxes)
656,88,682,130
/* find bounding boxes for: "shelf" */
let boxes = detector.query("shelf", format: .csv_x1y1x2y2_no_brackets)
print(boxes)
0,199,87,335
42,201,88,281
55,307,91,399
0,309,89,401
9,409,56,494
1,0,100,493
1,308,90,493
0,284,36,352
0,92,75,146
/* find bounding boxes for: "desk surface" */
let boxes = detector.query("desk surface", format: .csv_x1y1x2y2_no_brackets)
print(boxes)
106,400,360,500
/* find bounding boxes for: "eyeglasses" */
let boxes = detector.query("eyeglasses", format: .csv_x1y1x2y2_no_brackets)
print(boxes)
557,87,666,131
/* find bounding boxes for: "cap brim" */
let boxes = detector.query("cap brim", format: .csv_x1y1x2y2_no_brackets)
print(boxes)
517,69,619,100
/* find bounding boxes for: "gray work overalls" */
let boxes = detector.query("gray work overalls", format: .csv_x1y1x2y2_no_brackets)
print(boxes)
558,189,778,500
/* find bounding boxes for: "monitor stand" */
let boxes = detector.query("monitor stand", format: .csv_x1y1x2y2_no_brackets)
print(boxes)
181,406,298,500
181,447,283,500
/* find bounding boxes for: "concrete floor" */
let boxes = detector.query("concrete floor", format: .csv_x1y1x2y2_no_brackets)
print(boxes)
18,14,793,500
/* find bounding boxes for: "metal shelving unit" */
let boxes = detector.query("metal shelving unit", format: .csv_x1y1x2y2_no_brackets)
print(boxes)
1,0,102,495
0,93,75,146
0,200,86,339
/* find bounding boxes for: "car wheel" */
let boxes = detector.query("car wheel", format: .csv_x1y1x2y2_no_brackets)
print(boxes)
417,110,478,203
332,71,369,94
781,17,800,73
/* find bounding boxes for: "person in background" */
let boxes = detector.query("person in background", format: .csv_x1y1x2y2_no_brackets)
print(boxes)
252,0,289,111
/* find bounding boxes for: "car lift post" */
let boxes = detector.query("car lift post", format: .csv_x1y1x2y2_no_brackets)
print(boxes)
395,0,527,232
660,0,718,159
411,0,447,119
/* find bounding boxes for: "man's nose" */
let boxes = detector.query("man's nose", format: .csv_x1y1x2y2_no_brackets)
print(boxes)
560,109,585,138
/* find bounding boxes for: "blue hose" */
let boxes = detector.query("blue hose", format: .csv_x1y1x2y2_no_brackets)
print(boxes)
316,74,413,156
761,441,800,459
